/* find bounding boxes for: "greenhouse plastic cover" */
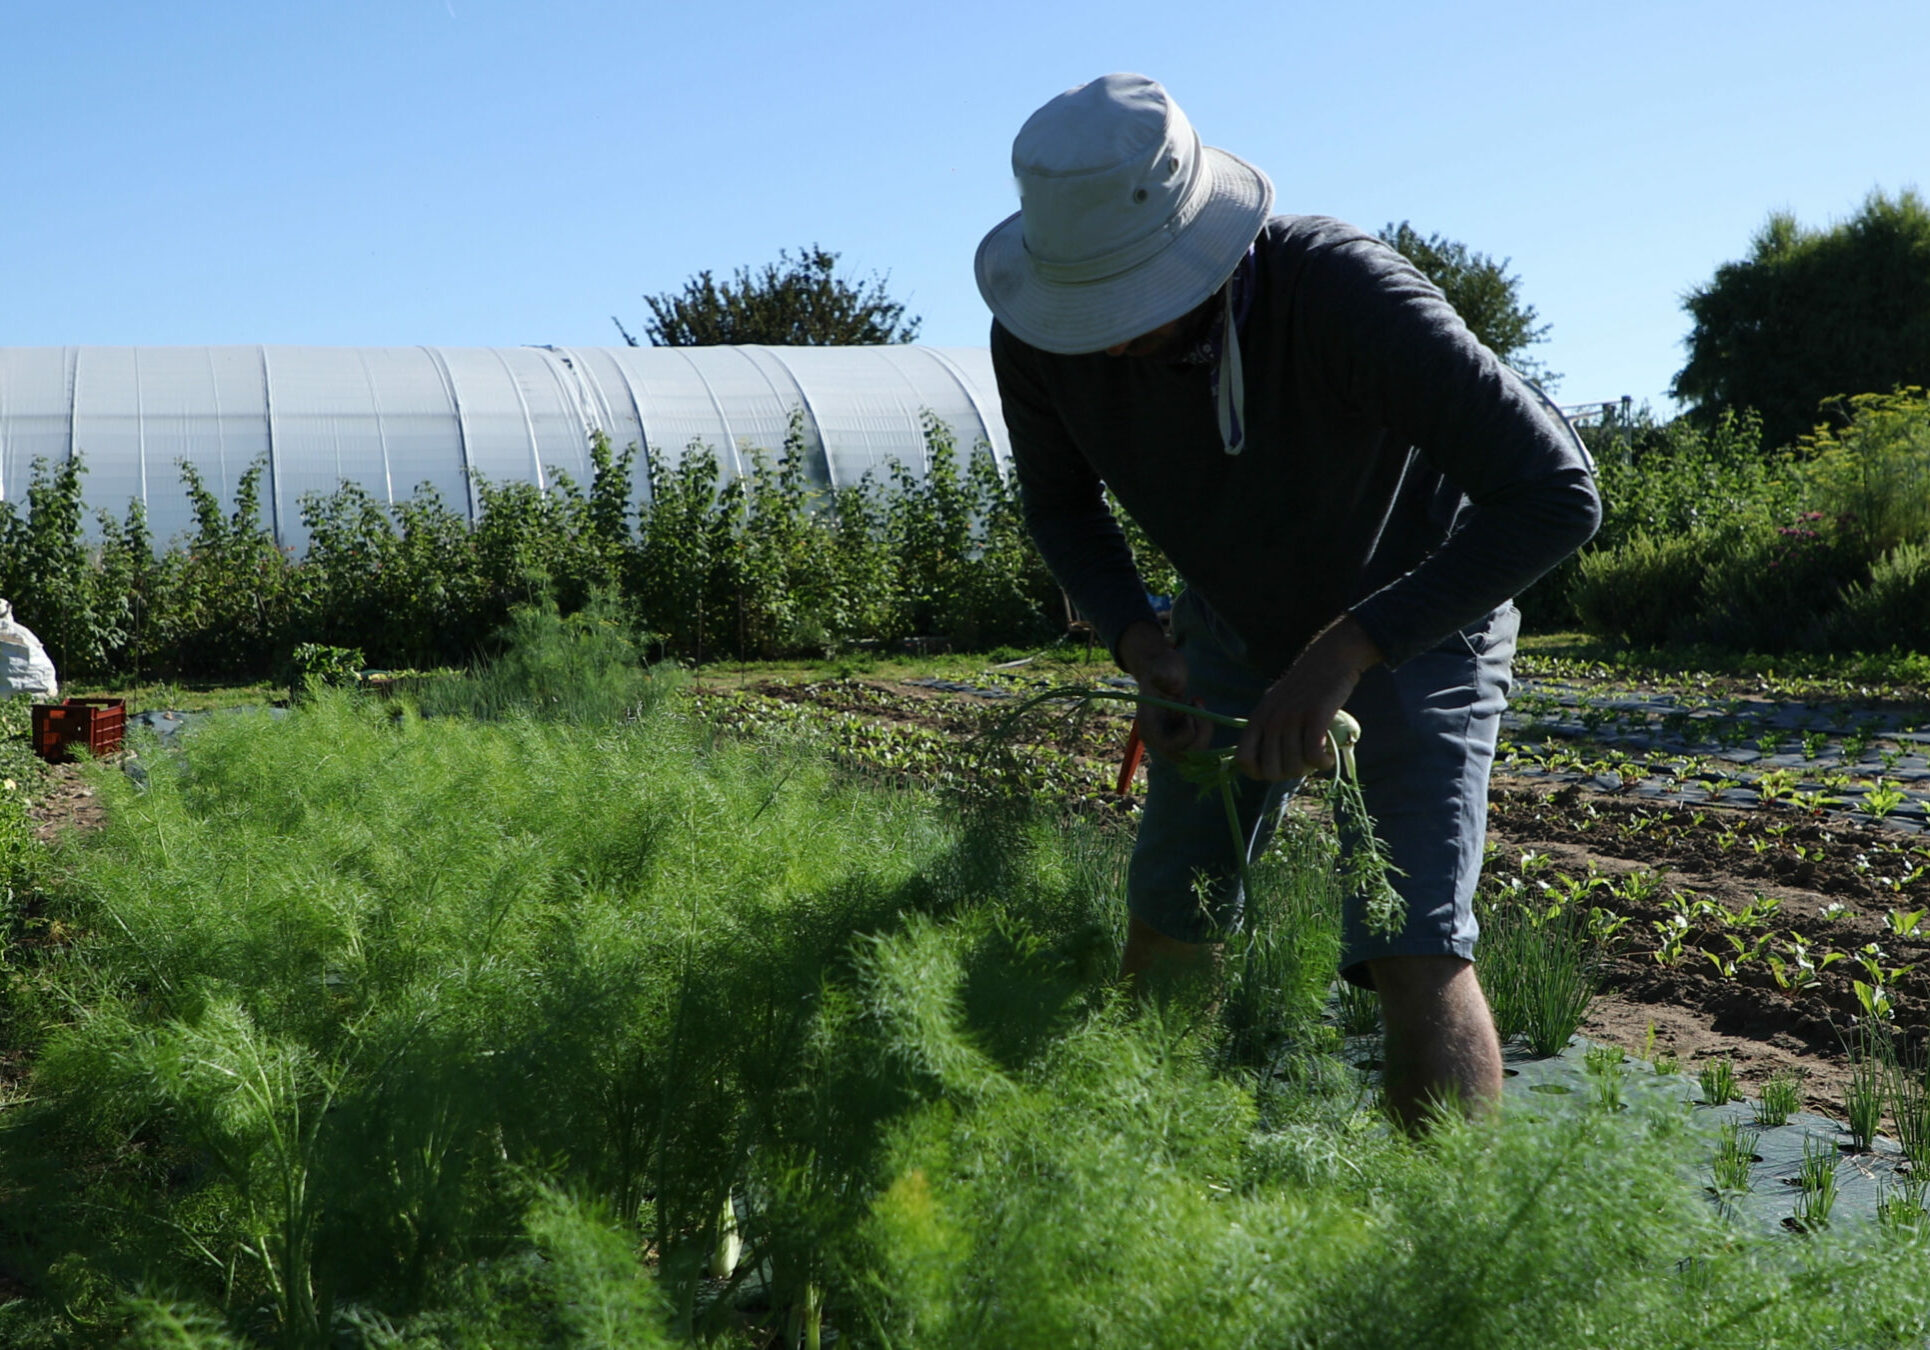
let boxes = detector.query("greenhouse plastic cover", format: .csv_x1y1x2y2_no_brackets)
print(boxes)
0,345,1010,550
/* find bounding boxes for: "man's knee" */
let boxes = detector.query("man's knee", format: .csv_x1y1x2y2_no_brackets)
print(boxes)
1120,912,1222,988
1365,954,1483,1020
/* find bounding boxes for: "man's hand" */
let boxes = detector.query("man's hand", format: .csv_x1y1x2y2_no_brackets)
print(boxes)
1235,616,1384,781
1118,621,1211,759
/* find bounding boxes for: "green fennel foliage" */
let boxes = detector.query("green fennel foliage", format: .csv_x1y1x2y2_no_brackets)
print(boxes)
4,626,1930,1345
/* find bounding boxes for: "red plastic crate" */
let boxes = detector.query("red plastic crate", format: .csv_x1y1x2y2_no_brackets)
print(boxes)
31,697,127,763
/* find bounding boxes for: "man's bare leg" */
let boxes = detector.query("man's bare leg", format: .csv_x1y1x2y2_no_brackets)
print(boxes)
1367,954,1503,1133
1119,913,1221,994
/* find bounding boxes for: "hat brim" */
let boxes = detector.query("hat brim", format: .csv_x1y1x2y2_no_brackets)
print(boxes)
975,146,1274,355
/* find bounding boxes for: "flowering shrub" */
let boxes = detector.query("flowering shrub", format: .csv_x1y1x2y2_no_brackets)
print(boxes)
1800,388,1930,557
1568,394,1930,654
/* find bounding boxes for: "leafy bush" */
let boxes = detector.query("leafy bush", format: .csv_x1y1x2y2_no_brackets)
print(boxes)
1569,530,1709,646
284,642,365,699
1693,513,1858,651
157,459,297,678
1833,538,1930,652
1524,408,1796,632
0,408,1104,680
0,457,131,677
297,481,484,669
1587,409,1796,550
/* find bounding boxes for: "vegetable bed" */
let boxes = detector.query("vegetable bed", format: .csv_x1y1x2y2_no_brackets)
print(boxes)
695,651,1930,1120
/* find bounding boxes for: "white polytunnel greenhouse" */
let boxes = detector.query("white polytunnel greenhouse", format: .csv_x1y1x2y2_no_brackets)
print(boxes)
0,345,1010,551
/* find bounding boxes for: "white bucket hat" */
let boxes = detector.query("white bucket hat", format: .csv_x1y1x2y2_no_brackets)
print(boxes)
975,73,1274,357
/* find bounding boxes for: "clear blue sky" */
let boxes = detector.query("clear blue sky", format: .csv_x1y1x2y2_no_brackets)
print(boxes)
5,1,1926,415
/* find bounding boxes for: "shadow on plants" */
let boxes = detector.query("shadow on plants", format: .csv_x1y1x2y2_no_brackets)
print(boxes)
958,910,1114,1072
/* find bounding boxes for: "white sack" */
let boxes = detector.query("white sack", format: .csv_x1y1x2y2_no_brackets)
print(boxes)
0,599,59,699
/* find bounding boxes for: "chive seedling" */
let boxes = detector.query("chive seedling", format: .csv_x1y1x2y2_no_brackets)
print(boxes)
1711,1119,1756,1195
1845,1032,1885,1153
1793,1136,1840,1231
1700,1058,1740,1106
1877,1172,1929,1236
1754,1069,1802,1127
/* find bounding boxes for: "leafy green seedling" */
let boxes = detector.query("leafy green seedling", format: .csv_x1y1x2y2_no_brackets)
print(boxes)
1705,931,1773,979
1586,907,1631,947
1856,980,1896,1022
1864,780,1909,819
1733,894,1782,929
1585,1045,1627,1113
1668,890,1725,925
1614,869,1663,905
1852,943,1914,1024
1768,934,1844,994
1584,1044,1627,1074
1593,1066,1625,1114
1650,913,1691,967
1536,870,1606,914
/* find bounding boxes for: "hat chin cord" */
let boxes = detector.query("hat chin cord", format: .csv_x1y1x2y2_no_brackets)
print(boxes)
1216,279,1246,455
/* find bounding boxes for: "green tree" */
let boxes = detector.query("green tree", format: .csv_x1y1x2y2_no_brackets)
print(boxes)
1673,188,1930,452
162,457,294,676
1381,221,1557,385
619,244,922,347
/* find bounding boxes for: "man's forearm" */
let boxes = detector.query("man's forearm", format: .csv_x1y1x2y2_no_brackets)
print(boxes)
1116,619,1171,678
1022,497,1160,666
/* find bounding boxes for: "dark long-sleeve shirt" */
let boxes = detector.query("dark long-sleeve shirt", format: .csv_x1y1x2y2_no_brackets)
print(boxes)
990,214,1602,675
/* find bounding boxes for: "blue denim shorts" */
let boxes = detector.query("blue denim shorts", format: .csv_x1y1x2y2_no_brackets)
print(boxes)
1126,590,1517,987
